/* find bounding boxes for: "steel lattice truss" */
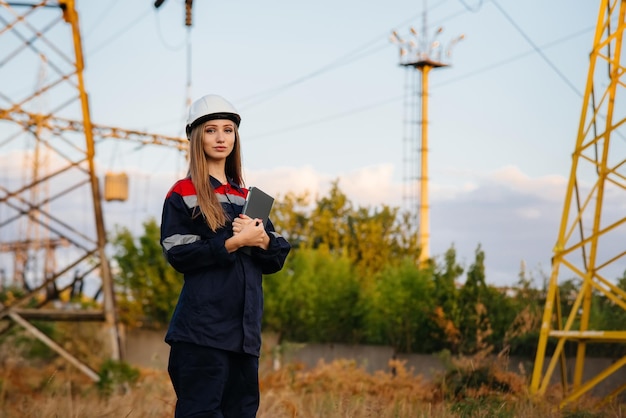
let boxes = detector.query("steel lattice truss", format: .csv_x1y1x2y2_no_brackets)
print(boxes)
531,0,626,407
0,0,186,380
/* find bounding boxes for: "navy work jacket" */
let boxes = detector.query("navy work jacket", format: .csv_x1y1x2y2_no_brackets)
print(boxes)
160,176,290,356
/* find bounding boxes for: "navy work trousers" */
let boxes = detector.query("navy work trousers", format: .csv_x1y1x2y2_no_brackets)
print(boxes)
168,341,260,418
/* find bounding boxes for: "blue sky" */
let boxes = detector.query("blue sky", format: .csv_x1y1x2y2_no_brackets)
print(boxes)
2,0,619,286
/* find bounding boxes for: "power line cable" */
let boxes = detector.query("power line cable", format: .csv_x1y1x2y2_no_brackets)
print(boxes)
237,3,469,110
236,40,390,109
490,0,583,98
133,2,465,128
154,6,186,51
433,24,593,92
249,95,401,140
236,6,454,109
86,6,152,56
126,32,392,131
82,0,122,39
248,26,594,141
490,2,626,145
107,1,587,142
457,0,483,13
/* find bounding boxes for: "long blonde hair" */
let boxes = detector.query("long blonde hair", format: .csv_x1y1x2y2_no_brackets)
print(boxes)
187,122,244,231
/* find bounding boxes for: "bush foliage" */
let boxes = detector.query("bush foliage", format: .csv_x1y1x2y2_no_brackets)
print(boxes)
109,181,626,358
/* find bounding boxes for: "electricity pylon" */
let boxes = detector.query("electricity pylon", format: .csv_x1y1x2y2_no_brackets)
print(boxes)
390,6,462,264
0,1,187,381
530,0,626,407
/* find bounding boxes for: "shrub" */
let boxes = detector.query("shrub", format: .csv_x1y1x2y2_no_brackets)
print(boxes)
96,359,140,397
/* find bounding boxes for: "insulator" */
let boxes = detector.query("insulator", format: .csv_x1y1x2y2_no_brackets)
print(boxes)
185,0,193,26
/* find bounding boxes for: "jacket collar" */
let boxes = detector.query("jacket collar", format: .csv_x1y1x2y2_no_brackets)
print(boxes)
209,175,242,191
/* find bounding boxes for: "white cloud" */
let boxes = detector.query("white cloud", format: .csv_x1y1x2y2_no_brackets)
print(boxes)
432,182,480,201
515,207,542,220
245,165,328,201
334,164,400,207
486,165,567,201
428,168,569,284
245,164,403,209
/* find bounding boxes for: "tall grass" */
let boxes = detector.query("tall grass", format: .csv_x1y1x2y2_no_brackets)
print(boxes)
1,355,622,418
1,322,622,417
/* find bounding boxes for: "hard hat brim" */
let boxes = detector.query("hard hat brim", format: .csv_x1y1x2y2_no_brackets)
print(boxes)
186,112,241,139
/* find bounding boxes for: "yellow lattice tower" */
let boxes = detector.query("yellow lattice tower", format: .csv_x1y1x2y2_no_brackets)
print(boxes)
0,1,187,380
530,0,626,407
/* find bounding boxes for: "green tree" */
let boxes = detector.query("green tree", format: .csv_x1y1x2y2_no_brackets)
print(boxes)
275,180,421,280
503,264,545,356
308,180,352,252
430,246,463,353
270,189,312,250
457,245,491,355
111,218,182,328
598,272,626,330
482,285,515,352
363,259,435,353
262,247,363,344
585,270,626,356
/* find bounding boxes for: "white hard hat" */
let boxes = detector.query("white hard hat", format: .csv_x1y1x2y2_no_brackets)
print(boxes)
186,94,241,139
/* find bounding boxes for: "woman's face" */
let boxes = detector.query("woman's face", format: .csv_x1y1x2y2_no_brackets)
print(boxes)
201,119,236,161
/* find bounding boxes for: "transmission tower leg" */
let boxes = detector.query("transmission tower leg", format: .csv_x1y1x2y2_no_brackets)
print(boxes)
530,0,626,407
61,0,122,361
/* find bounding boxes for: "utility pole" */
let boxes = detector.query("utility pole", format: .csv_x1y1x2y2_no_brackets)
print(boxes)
390,3,463,264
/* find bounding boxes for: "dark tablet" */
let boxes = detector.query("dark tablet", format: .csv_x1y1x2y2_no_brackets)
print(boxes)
242,186,274,220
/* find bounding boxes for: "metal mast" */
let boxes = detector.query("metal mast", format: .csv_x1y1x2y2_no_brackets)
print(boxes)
0,1,187,381
530,0,626,407
390,3,463,264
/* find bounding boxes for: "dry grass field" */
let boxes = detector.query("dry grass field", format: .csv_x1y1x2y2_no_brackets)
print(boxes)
1,355,623,418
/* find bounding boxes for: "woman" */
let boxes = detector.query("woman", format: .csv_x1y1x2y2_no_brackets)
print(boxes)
160,94,291,417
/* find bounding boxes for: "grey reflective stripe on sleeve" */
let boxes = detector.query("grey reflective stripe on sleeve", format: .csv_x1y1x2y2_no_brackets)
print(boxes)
269,231,282,239
163,233,201,250
183,195,198,208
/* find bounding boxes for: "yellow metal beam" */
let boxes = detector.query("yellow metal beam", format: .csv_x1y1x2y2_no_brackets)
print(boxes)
0,108,188,152
530,0,626,407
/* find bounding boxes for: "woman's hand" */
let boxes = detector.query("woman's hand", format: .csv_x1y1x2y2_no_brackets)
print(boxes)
232,214,255,235
229,214,269,250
